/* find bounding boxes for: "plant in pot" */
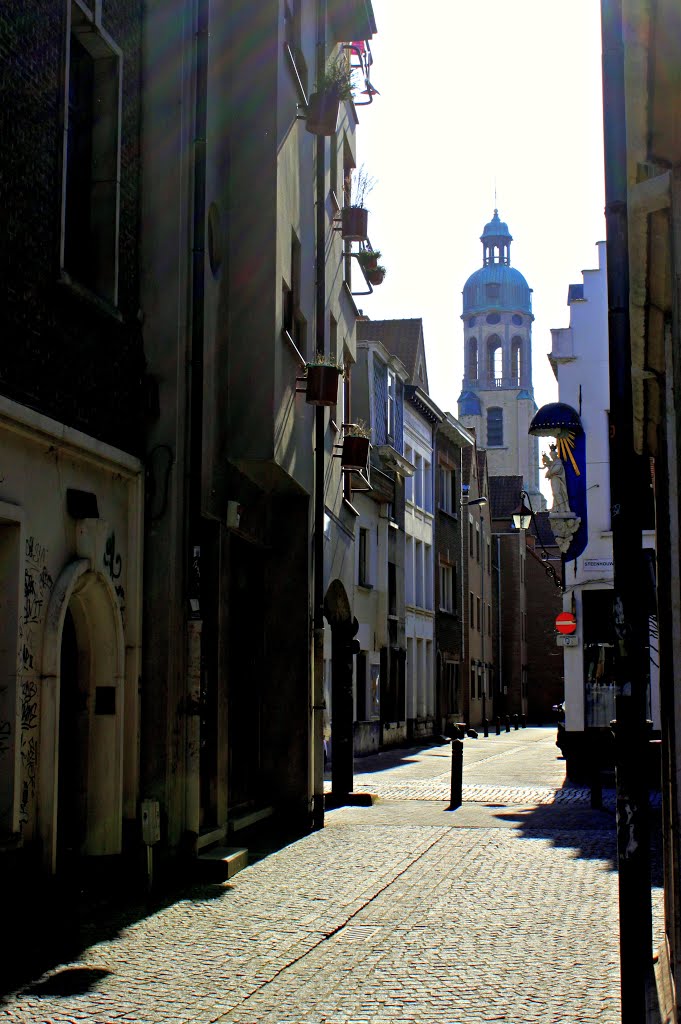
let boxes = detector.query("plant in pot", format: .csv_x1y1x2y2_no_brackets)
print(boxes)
341,419,372,470
305,56,355,137
341,165,375,241
356,248,381,273
366,264,386,286
305,352,344,406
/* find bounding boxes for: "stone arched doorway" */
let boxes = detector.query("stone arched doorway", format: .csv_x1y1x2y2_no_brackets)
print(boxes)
40,559,125,873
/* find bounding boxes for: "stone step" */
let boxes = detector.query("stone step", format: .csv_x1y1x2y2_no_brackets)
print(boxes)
196,846,248,880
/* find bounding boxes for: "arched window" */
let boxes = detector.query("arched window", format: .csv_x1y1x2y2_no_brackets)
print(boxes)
486,335,502,382
511,336,522,385
487,407,503,446
467,338,478,380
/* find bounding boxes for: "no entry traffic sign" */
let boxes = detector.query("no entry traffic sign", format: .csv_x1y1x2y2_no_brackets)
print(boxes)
555,611,577,635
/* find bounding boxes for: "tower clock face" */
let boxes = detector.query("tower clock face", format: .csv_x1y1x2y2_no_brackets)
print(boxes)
486,313,500,325
468,317,476,327
512,314,523,326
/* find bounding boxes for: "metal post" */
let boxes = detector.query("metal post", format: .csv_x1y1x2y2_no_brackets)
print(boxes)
449,739,463,809
601,0,653,1016
495,716,501,736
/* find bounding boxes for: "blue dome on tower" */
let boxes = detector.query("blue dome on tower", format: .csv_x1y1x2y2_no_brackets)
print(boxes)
462,210,533,316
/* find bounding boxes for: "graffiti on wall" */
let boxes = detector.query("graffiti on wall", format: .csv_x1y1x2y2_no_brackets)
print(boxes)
104,531,126,624
18,536,53,824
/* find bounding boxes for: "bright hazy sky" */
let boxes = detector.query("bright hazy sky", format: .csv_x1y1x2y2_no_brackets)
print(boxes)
355,0,606,447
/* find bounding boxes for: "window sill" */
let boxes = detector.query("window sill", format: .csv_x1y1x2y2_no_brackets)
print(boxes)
57,272,123,323
358,582,373,591
438,609,459,619
438,507,459,521
342,498,360,518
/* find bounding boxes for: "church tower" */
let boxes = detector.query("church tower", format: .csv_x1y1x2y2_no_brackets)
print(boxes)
457,211,543,507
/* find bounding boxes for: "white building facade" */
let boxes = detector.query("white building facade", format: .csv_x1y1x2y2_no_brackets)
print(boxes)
549,241,659,778
403,389,439,738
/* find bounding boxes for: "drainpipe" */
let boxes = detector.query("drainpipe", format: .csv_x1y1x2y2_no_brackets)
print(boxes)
311,0,327,830
185,0,209,844
601,0,652,1018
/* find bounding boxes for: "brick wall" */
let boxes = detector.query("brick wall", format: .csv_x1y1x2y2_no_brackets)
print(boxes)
526,547,564,722
0,0,145,455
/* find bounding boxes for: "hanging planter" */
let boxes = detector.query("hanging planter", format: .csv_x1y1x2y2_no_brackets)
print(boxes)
305,57,354,137
341,421,371,470
341,206,369,241
357,249,381,273
305,359,343,406
366,266,386,286
305,91,341,136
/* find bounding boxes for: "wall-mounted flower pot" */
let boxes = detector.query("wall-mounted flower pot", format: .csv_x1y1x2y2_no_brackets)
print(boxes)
341,206,369,241
366,267,386,286
305,91,341,136
341,434,370,470
360,252,379,271
305,364,342,406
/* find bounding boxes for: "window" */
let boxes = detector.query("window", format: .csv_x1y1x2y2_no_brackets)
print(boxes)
406,536,414,606
439,563,455,613
424,460,432,513
511,337,522,385
486,335,502,380
415,541,424,608
356,651,367,720
469,516,474,557
488,603,492,635
445,662,460,714
342,362,352,501
470,662,477,700
387,369,396,439
476,522,481,563
438,465,455,514
477,596,481,631
425,543,433,611
487,407,503,447
284,0,308,94
358,527,370,586
405,446,414,502
487,540,491,575
415,454,423,507
283,234,306,352
469,591,474,625
63,5,121,302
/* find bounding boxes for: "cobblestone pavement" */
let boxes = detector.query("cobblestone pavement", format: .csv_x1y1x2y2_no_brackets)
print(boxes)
1,727,664,1023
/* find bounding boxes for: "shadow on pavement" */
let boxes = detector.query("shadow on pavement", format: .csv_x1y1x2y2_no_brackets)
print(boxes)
325,740,448,781
0,865,237,1000
490,784,663,887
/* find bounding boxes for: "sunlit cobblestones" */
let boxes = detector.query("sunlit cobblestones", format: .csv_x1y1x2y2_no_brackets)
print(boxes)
1,728,663,1024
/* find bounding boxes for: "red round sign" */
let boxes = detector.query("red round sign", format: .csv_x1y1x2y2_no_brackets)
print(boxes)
555,612,577,635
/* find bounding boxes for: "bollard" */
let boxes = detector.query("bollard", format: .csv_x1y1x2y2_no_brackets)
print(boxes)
449,738,463,809
483,717,489,738
505,715,511,733
521,714,527,729
512,714,519,731
495,716,501,736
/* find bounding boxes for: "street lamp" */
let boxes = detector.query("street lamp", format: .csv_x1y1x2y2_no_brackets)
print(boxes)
511,489,563,591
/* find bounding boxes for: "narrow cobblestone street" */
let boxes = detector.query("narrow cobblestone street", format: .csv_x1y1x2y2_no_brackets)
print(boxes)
1,728,664,1023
